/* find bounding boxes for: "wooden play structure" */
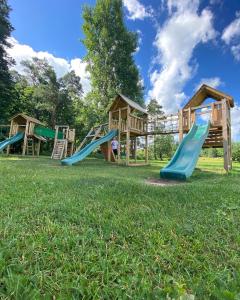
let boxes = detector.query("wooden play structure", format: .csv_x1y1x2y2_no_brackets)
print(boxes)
108,94,149,165
7,114,45,156
76,84,233,170
5,113,75,159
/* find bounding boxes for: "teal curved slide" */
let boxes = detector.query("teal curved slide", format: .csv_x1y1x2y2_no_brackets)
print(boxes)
160,122,210,180
0,132,24,152
61,129,117,166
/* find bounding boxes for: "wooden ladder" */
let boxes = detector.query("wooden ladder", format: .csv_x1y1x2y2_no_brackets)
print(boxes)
27,138,34,156
51,139,66,160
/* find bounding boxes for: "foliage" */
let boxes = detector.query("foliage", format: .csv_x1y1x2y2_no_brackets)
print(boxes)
232,143,240,162
0,156,239,298
147,99,164,117
11,58,83,128
0,0,14,123
82,0,144,119
150,135,175,160
201,147,223,158
147,99,167,159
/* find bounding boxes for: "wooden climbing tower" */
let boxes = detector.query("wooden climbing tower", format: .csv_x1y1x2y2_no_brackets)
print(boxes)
108,93,149,166
7,113,45,156
179,85,234,171
51,126,75,160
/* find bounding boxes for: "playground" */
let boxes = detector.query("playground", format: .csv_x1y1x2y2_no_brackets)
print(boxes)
0,155,240,298
0,85,239,297
1,0,240,297
0,85,234,180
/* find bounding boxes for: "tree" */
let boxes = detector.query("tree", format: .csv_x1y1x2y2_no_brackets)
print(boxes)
13,58,83,128
147,99,165,159
147,99,164,117
82,0,143,118
232,143,240,162
155,135,174,161
0,0,14,123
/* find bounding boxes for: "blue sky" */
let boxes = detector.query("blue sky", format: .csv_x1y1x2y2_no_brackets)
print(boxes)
7,0,240,140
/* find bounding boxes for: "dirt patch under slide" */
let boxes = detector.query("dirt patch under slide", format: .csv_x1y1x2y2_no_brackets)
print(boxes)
145,178,187,186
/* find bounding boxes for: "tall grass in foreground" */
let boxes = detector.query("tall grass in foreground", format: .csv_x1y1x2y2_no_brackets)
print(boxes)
0,156,239,299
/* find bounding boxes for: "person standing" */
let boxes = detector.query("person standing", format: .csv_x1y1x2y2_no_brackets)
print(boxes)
111,137,119,158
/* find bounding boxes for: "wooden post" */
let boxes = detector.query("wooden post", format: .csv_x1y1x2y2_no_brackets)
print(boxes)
7,120,13,155
211,102,215,125
178,110,183,142
188,108,191,130
228,105,232,170
222,99,231,171
107,111,112,162
126,105,130,166
145,135,148,164
22,121,29,155
134,137,137,163
118,109,121,164
37,140,41,156
145,116,148,164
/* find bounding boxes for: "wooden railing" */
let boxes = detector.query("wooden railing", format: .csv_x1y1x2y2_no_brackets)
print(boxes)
129,115,145,132
182,101,223,131
112,115,146,133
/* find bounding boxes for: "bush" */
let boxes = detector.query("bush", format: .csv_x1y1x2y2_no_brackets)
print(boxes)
232,143,240,162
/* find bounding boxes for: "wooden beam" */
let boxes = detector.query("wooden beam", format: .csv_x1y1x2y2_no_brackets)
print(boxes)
126,105,130,166
222,99,231,171
178,110,183,142
108,111,112,162
145,135,148,164
118,109,121,164
6,120,13,155
22,121,29,156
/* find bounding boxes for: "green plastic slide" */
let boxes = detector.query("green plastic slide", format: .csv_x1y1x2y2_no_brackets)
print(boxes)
61,130,117,166
160,122,210,180
0,132,24,152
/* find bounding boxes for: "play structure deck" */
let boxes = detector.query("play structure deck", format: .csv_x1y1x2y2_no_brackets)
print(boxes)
62,84,234,179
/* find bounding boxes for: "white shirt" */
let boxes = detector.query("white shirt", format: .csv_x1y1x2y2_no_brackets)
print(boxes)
111,140,119,150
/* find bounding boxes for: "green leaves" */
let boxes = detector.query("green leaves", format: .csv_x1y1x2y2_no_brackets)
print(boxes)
82,0,144,116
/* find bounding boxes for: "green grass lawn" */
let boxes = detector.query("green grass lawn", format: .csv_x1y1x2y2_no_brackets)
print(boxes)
0,156,240,299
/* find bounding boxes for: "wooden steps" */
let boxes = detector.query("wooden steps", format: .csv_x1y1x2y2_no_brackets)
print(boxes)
27,138,34,156
51,139,66,160
203,128,223,148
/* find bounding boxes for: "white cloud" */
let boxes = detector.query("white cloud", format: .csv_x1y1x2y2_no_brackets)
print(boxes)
135,29,143,53
70,58,91,94
195,77,223,91
209,0,223,5
148,1,216,113
167,0,199,15
231,44,240,61
222,12,240,61
222,15,240,45
231,105,240,141
123,0,153,20
6,37,91,95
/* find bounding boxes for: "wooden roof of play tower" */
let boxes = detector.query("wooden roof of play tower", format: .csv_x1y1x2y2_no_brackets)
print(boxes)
10,113,44,125
109,93,148,115
183,84,234,109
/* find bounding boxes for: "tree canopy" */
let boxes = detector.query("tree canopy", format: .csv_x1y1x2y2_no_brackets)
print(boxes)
82,0,144,117
0,0,14,123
